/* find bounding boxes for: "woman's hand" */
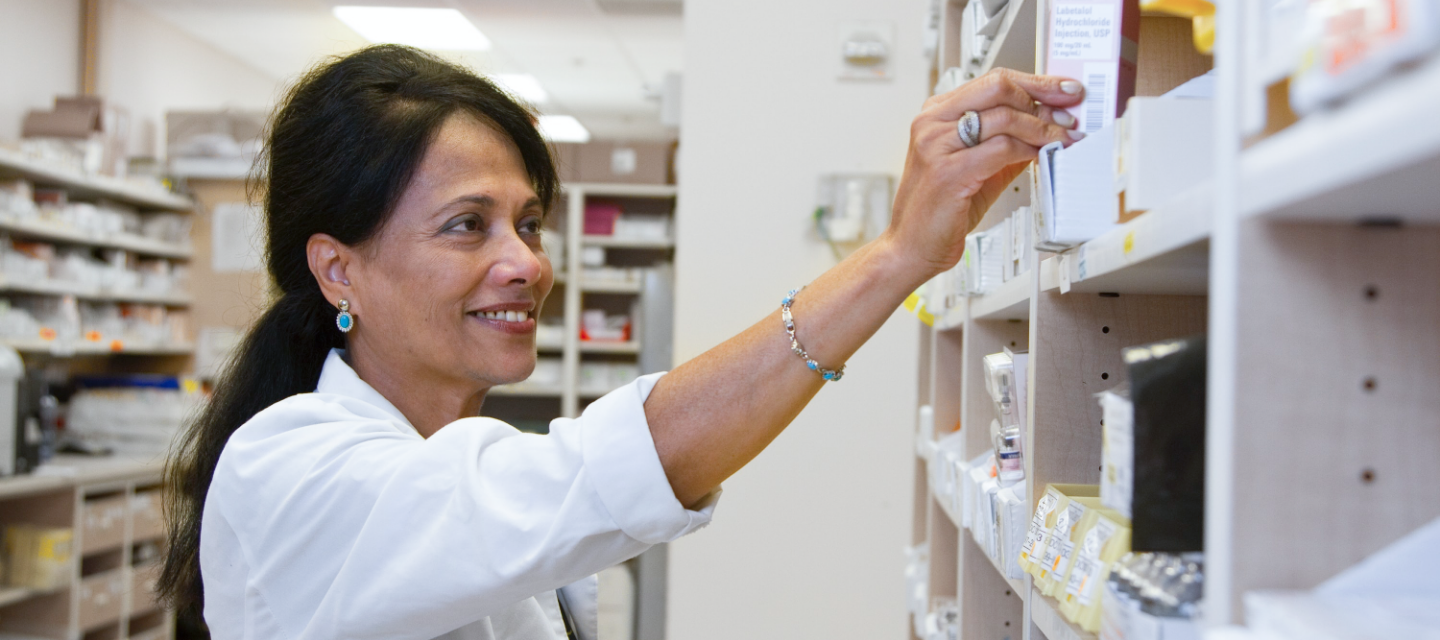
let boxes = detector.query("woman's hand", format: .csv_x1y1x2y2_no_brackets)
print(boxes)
886,68,1087,277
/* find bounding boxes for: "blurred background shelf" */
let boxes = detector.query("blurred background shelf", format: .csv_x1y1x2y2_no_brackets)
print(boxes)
1241,52,1440,224
0,148,192,212
0,217,192,259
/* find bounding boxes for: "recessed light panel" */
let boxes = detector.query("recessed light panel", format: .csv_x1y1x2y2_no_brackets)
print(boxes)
537,116,591,143
333,6,491,51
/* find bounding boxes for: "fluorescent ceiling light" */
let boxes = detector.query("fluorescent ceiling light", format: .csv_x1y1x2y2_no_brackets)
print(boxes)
537,116,591,143
333,6,491,51
493,74,548,104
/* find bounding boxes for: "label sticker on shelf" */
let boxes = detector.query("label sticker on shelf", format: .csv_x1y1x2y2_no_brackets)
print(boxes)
1058,255,1072,294
1123,230,1136,256
1077,245,1088,281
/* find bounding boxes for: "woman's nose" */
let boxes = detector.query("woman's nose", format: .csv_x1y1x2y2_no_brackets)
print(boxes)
489,230,544,286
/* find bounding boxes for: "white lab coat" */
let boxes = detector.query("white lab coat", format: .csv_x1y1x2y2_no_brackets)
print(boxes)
200,350,718,640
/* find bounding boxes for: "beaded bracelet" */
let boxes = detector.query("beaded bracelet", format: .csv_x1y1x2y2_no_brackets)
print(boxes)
781,287,845,382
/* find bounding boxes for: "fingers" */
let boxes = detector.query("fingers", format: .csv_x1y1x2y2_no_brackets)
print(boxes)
950,135,1042,198
975,105,1084,149
930,68,1084,121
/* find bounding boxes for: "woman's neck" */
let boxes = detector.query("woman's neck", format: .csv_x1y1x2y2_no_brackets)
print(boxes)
345,346,487,438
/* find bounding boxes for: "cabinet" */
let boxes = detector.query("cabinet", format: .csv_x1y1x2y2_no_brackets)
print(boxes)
910,2,1440,639
0,456,173,640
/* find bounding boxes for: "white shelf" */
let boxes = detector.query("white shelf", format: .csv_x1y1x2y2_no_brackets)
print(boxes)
581,235,674,249
489,385,563,398
0,217,193,259
1031,589,1097,640
0,585,35,607
1039,183,1213,295
567,183,677,198
579,340,640,354
2,338,195,357
168,156,253,180
579,279,642,294
969,274,1031,320
1241,51,1440,224
0,277,192,306
0,148,193,212
933,297,966,330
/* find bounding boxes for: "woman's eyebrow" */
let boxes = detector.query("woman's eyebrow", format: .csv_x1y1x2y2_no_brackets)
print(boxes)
439,194,496,212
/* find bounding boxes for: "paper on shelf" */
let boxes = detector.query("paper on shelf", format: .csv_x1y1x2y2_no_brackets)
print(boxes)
1035,126,1122,251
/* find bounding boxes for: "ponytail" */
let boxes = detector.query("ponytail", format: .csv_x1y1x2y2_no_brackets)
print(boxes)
159,290,341,616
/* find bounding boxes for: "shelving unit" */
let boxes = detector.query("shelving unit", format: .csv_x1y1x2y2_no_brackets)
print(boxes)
486,182,677,421
0,145,197,364
0,455,173,640
910,2,1440,639
0,138,195,640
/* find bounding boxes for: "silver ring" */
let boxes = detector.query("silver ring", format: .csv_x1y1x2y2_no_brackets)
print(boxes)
957,110,982,148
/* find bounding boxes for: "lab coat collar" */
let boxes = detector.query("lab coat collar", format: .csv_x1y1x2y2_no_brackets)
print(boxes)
315,349,418,434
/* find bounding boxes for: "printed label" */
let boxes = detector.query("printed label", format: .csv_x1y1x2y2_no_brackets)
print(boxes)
1065,518,1120,606
1038,503,1083,575
1051,3,1117,60
1021,493,1060,559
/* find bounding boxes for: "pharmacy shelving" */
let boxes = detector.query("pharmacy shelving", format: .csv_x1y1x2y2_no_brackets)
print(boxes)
580,234,674,250
0,217,193,260
0,276,192,307
1030,590,1094,640
968,271,1032,320
1239,52,1440,224
1038,182,1212,295
579,279,644,294
0,455,174,640
578,340,641,355
1,338,195,357
908,2,1440,639
488,385,564,398
0,148,193,213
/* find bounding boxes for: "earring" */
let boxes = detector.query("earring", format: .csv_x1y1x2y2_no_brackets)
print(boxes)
336,299,354,333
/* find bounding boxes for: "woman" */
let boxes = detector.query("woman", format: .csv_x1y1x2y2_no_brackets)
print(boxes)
160,45,1084,640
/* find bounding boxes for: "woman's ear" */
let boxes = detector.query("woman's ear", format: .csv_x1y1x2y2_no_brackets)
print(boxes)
306,233,354,309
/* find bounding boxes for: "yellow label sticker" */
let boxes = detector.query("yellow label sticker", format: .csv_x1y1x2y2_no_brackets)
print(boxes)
1123,231,1136,256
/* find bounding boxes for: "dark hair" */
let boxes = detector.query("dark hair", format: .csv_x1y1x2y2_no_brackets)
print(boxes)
158,45,558,618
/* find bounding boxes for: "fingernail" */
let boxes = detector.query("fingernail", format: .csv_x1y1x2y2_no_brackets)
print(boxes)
1053,110,1075,128
1068,129,1087,141
1061,80,1083,95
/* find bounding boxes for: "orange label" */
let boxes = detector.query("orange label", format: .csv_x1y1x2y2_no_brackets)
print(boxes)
109,340,125,352
38,327,56,341
85,331,102,342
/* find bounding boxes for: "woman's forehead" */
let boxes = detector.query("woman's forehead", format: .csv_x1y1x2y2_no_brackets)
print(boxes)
404,113,537,210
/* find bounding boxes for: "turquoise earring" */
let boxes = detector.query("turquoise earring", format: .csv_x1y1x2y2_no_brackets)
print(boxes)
336,300,354,333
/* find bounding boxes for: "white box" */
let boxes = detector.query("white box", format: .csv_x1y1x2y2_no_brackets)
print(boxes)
1114,97,1214,216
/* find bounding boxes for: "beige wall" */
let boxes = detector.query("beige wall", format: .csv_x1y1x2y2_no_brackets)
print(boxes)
669,1,927,638
0,0,81,142
97,0,279,159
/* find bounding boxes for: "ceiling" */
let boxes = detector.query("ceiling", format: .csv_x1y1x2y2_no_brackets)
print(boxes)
122,0,683,141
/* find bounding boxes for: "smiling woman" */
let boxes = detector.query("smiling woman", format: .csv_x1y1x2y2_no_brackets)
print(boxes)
159,41,1085,640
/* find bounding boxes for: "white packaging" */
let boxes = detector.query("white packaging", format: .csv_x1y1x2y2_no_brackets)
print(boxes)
1099,387,1134,519
1290,0,1440,114
997,484,1029,579
1035,125,1121,251
1114,97,1214,216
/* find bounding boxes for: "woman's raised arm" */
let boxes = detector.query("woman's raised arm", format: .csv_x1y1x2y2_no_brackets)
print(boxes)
645,69,1086,507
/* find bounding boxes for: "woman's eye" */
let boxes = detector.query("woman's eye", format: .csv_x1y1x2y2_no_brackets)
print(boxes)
519,219,543,235
445,216,482,233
